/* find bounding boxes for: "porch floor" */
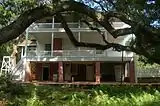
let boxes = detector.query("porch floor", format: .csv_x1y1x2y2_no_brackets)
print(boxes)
12,81,160,86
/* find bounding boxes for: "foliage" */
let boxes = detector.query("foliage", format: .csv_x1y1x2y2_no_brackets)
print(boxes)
0,0,38,26
0,83,160,106
0,42,13,60
136,55,160,70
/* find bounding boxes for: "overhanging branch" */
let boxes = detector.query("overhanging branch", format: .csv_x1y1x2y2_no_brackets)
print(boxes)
58,13,133,52
81,20,109,44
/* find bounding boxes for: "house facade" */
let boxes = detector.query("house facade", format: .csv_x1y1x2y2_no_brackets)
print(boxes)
12,15,136,84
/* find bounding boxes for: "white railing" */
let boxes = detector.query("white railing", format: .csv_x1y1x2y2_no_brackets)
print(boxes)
29,23,53,30
54,23,79,28
11,58,24,80
28,22,104,31
26,50,106,58
26,50,133,58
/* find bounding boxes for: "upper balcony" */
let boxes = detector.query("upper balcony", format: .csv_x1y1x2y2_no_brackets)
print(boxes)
24,49,133,62
28,22,126,33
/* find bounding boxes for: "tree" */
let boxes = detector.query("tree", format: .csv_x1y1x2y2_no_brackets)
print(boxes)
0,0,160,63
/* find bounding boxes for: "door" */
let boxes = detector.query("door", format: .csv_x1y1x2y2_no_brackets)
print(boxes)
78,64,86,81
53,38,62,56
43,67,49,81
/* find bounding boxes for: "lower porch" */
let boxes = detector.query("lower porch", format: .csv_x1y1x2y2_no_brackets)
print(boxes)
25,61,135,83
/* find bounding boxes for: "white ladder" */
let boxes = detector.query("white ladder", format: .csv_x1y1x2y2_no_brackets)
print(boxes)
0,56,12,75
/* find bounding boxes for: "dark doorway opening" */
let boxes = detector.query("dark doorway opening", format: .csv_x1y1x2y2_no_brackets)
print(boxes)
78,64,86,81
71,64,86,81
100,63,115,82
43,67,49,81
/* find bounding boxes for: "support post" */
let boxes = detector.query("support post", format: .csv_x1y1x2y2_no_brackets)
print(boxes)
51,16,55,56
58,62,63,82
21,47,24,58
24,28,29,57
95,62,100,84
121,51,124,84
25,61,32,81
78,21,81,50
129,58,135,83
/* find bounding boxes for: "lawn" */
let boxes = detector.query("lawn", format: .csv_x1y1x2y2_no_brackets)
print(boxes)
1,83,160,106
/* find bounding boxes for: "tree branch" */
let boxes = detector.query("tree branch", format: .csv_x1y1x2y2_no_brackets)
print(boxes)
58,13,133,52
0,1,135,44
92,0,107,12
81,20,109,44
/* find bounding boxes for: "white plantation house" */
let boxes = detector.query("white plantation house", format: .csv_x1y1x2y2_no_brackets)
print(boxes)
0,15,136,84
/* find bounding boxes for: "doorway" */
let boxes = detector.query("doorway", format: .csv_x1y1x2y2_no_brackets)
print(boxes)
53,38,62,56
71,64,86,81
78,64,86,81
43,67,49,81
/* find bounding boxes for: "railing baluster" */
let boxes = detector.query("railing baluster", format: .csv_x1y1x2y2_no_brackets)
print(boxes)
25,49,133,61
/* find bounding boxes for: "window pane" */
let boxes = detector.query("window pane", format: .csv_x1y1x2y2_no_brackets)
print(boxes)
45,44,51,51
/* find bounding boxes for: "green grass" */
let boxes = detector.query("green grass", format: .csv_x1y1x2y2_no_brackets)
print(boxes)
1,84,160,106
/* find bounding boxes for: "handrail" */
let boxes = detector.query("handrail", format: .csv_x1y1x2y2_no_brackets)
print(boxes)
11,58,24,76
28,22,104,30
26,50,133,58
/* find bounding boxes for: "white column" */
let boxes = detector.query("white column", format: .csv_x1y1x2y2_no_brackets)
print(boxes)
133,54,138,83
22,58,27,81
36,41,39,57
21,47,24,58
78,21,80,50
51,16,55,56
24,28,29,57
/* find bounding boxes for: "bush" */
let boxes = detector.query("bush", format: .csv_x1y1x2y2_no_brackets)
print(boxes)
1,81,160,106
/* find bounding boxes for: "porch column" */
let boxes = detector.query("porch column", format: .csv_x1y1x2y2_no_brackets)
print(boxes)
78,21,81,50
51,16,54,56
129,60,135,83
25,61,32,81
50,63,54,81
95,62,100,83
58,62,63,82
24,28,29,57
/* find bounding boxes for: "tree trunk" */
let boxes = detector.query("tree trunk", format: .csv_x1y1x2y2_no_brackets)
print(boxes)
11,44,18,69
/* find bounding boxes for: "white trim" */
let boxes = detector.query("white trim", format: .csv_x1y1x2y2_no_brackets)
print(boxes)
28,28,106,33
78,21,81,50
24,29,29,57
51,17,55,56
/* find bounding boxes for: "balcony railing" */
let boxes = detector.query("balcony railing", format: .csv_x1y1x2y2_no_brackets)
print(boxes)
28,22,105,32
28,22,126,32
26,50,133,58
26,50,106,58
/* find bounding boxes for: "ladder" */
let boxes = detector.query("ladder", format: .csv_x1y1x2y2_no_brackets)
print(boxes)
0,56,12,75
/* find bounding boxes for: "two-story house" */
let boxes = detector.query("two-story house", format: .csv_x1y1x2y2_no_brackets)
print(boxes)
12,14,136,84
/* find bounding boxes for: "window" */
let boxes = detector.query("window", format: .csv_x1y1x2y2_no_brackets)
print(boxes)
45,44,51,51
27,46,36,51
96,49,104,54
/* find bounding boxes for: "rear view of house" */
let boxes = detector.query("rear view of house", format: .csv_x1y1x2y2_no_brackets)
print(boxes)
2,14,136,84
